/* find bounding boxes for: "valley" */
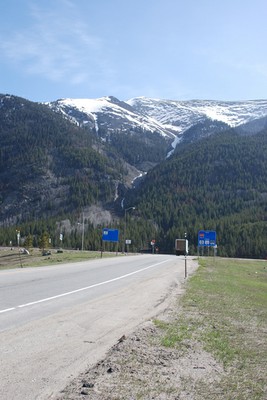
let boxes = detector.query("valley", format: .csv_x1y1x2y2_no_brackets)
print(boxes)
0,93,267,259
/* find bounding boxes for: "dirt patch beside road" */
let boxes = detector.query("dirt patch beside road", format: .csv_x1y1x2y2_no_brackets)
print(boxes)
57,323,224,400
56,282,224,399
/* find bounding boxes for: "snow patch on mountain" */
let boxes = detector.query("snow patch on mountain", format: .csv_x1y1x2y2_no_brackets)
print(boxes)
46,95,267,151
127,97,267,130
60,97,111,113
167,136,182,158
48,96,176,139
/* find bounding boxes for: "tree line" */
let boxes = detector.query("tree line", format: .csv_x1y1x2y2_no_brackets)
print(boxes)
0,95,266,258
125,129,267,258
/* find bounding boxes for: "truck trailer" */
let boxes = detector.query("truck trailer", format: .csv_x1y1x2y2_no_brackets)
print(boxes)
175,239,188,256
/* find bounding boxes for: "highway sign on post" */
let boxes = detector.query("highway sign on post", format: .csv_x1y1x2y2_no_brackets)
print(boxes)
102,228,119,242
102,228,120,257
198,230,216,247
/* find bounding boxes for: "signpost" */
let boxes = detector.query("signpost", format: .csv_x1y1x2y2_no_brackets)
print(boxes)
198,230,216,247
102,228,120,256
175,237,189,278
198,230,217,257
125,239,131,253
102,229,119,242
151,239,156,254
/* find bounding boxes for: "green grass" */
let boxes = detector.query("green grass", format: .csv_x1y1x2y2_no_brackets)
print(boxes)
0,248,122,269
154,317,194,348
154,257,267,399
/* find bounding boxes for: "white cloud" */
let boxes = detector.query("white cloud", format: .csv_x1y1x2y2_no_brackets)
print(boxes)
0,0,107,85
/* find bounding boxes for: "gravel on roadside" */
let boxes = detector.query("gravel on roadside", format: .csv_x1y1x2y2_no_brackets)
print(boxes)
56,289,224,399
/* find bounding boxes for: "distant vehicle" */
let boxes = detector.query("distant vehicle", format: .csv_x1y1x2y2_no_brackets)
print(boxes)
42,250,51,256
175,239,188,256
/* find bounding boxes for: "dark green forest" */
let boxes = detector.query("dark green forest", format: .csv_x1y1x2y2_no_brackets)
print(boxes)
108,128,170,166
125,130,267,258
0,94,266,259
0,95,122,220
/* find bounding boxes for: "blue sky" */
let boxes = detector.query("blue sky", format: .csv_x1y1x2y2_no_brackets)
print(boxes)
1,0,267,102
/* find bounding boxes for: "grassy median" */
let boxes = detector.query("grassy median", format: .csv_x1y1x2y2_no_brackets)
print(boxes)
154,257,267,399
0,247,121,269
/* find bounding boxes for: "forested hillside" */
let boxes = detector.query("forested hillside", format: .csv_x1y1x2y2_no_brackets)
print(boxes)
0,94,266,258
0,95,123,222
126,130,267,258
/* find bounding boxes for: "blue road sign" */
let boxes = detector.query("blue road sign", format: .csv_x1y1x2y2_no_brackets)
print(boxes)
102,228,119,242
198,230,216,247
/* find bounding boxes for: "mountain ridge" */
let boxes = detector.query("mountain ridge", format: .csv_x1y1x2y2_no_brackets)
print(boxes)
47,96,176,139
127,96,267,128
46,95,267,151
0,92,267,257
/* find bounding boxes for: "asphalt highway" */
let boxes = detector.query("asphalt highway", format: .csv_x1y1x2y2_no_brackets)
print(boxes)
0,253,197,399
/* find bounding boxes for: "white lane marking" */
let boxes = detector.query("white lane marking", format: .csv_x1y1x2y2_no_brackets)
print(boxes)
1,259,170,313
0,307,16,314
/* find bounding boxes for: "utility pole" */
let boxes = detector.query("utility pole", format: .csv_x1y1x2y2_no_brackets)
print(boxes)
78,213,85,251
124,207,135,253
82,212,85,251
16,229,22,268
184,232,187,278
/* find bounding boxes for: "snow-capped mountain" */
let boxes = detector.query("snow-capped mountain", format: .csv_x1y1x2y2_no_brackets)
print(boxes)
127,97,267,134
47,96,267,147
47,96,176,139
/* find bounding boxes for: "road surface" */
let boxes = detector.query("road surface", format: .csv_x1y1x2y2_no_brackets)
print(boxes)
0,254,197,399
